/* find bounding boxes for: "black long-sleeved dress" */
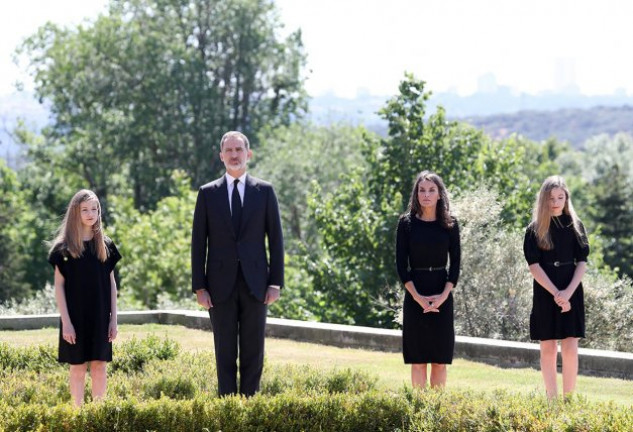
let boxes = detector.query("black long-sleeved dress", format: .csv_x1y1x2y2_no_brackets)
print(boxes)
396,215,461,364
523,214,589,341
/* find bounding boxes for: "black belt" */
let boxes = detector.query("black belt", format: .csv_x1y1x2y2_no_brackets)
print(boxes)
412,266,446,271
543,261,574,267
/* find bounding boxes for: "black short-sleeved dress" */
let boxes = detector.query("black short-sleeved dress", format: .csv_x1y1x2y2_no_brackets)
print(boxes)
48,237,121,364
523,215,589,341
396,215,461,364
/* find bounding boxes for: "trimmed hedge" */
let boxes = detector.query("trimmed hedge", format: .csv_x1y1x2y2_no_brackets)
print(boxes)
1,391,633,432
1,336,632,431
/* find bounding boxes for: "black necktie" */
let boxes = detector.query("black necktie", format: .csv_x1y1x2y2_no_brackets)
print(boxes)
231,179,242,235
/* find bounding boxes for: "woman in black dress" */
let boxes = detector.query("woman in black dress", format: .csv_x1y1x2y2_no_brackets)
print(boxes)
48,189,121,406
396,171,460,388
523,175,589,399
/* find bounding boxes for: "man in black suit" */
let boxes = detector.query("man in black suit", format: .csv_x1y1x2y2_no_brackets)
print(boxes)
191,131,284,396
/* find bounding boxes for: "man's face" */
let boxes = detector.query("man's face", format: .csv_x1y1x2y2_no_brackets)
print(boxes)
220,136,252,175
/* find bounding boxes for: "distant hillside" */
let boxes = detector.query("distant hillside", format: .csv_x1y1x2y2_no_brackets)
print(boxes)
2,91,633,168
309,92,633,146
461,105,633,148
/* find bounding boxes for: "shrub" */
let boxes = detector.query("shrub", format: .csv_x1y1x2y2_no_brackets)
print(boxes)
142,375,196,400
1,335,632,431
0,342,58,373
1,390,632,431
111,335,179,373
452,188,532,342
450,187,633,352
0,284,58,316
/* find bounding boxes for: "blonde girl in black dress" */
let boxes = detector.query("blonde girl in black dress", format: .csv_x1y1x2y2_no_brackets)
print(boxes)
48,190,121,406
396,171,460,388
523,176,589,399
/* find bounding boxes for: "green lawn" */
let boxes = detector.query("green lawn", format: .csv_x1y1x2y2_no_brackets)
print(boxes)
1,323,631,406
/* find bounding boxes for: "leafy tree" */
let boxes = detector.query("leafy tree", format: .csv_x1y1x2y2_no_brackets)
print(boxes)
251,123,370,321
307,164,401,326
8,123,101,295
109,171,195,308
19,0,307,211
571,133,633,277
0,161,32,302
587,164,633,277
252,123,369,251
307,75,547,327
450,188,531,340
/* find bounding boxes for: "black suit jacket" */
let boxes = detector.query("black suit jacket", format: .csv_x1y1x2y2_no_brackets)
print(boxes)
191,174,284,303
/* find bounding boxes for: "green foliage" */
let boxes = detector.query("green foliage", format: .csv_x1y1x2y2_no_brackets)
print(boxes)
0,283,143,316
451,189,532,340
1,371,633,431
1,334,633,430
0,335,178,378
261,365,376,396
374,75,485,207
372,75,556,227
584,272,633,352
575,133,633,278
266,253,316,321
476,135,569,227
0,284,58,316
458,188,633,350
307,167,401,326
253,123,370,321
389,186,633,350
0,342,57,374
142,374,197,400
109,171,196,308
110,335,179,374
18,0,307,211
0,160,32,302
306,74,560,327
253,122,369,251
588,165,633,277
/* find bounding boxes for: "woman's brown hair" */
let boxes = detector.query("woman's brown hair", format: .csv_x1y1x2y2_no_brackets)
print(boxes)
402,170,454,229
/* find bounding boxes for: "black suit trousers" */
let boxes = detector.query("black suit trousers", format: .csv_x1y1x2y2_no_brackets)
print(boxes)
209,266,267,396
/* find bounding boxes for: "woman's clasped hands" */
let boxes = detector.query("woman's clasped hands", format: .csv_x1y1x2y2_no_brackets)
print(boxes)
554,289,572,313
415,293,447,313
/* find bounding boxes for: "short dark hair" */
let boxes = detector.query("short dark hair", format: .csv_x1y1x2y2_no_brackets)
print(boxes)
220,131,250,150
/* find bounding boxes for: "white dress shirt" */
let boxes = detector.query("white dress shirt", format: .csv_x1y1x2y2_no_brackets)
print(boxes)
224,172,279,291
225,172,246,214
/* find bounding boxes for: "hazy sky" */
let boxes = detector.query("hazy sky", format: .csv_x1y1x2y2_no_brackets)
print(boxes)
1,0,632,98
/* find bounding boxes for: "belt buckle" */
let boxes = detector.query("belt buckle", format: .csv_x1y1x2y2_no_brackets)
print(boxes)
553,261,560,267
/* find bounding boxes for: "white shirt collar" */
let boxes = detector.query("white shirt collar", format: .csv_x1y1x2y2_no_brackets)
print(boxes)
225,172,247,185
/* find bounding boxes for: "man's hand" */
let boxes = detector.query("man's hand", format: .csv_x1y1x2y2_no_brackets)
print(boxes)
196,289,213,309
264,286,280,305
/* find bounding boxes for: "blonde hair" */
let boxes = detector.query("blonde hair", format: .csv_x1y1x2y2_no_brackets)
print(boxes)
49,189,108,262
531,175,586,250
